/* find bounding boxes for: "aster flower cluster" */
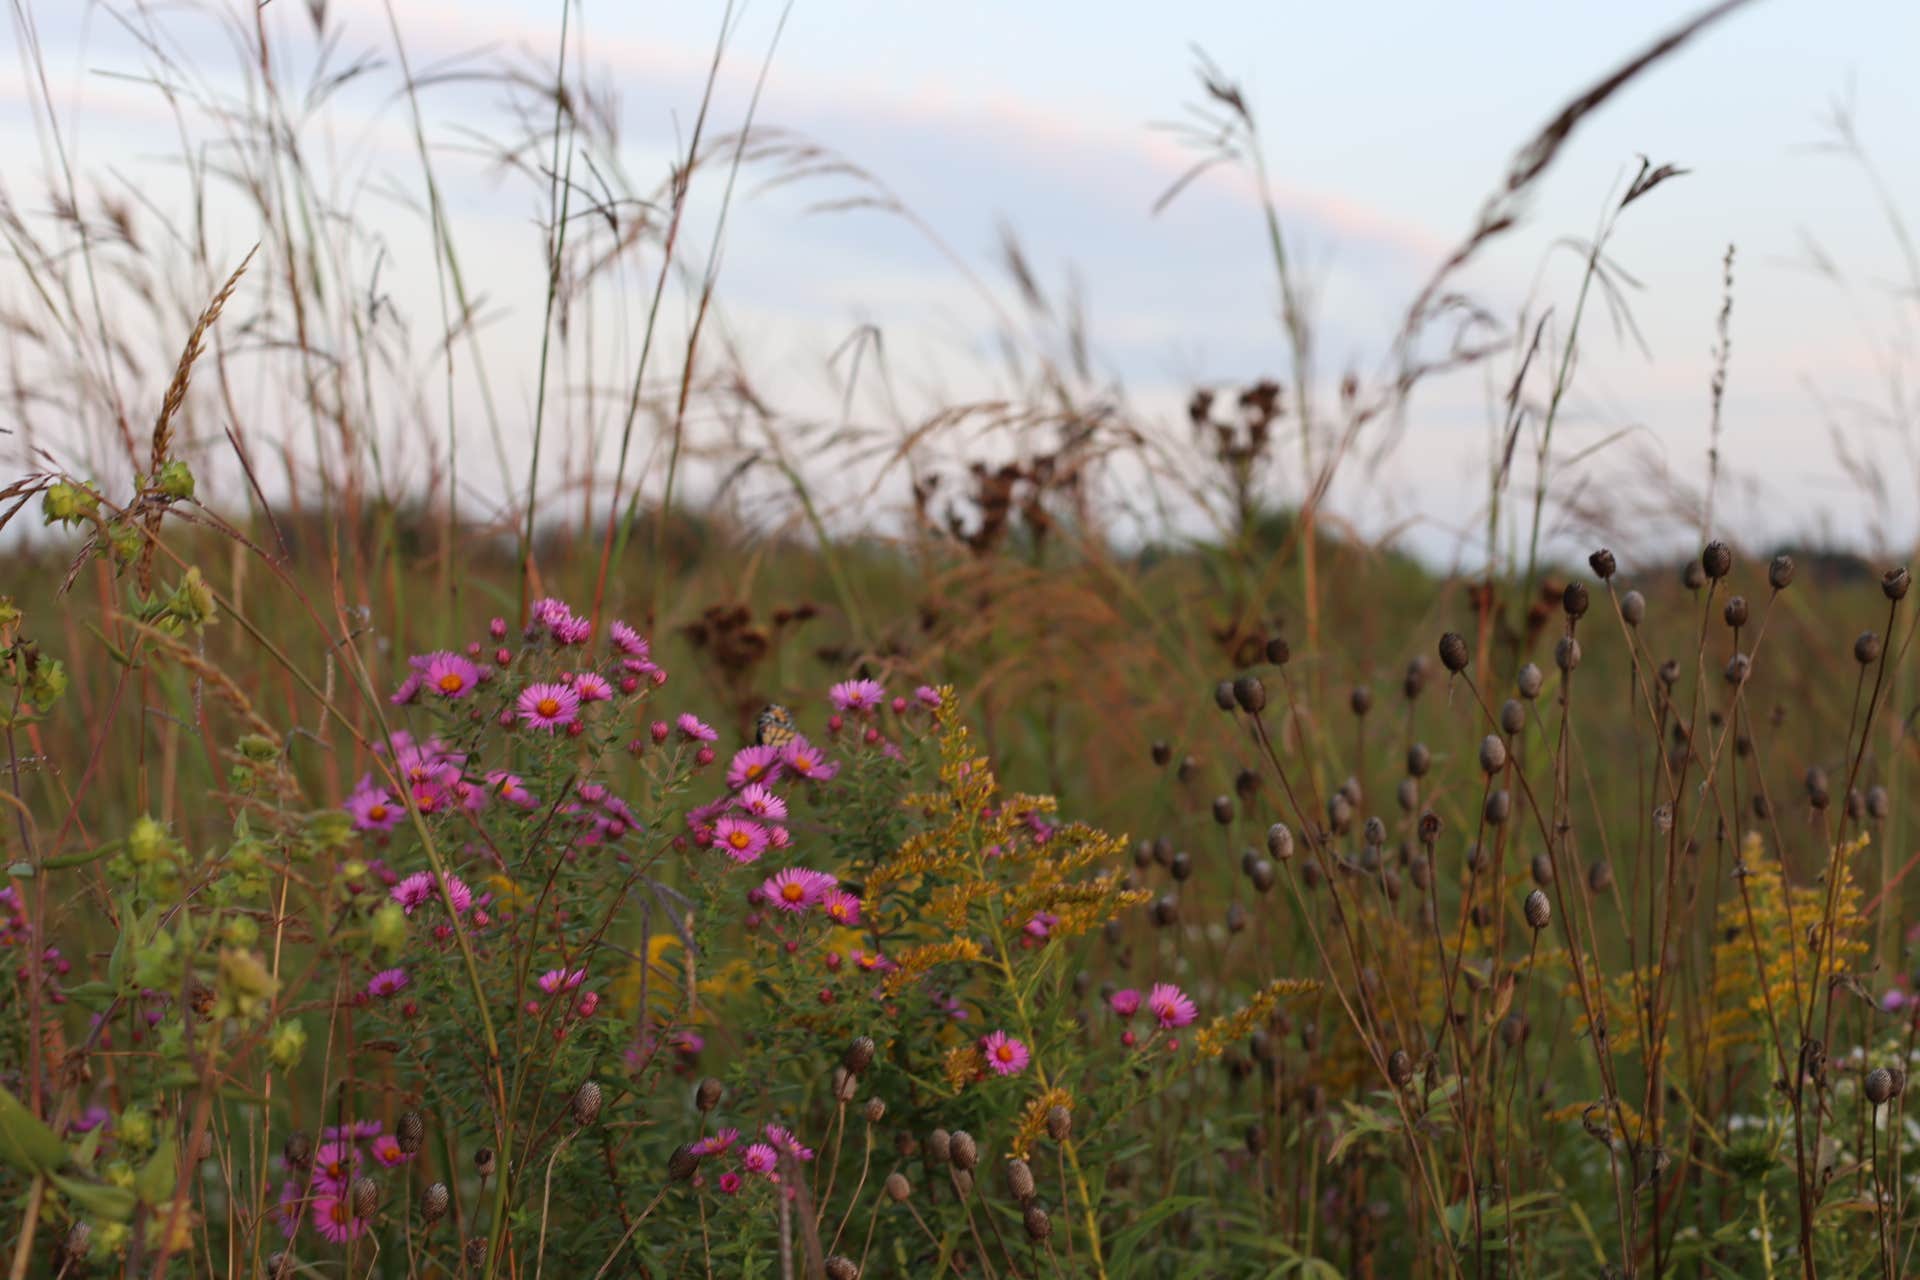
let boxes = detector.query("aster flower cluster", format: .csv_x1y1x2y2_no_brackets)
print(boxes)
276,1120,416,1246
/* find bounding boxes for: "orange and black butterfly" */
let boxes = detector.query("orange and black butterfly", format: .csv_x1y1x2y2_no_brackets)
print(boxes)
755,703,800,749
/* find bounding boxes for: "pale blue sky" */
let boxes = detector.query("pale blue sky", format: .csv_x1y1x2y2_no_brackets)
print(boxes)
8,1,1920,563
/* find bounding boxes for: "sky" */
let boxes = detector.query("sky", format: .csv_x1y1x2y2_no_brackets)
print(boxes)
6,0,1920,567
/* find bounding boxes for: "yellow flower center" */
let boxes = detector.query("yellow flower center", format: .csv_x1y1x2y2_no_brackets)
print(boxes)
536,697,561,717
781,882,805,902
728,831,752,849
438,673,465,692
367,804,387,821
995,1045,1015,1062
745,763,765,780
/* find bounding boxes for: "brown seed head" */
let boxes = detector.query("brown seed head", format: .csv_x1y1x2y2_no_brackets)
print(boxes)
1562,581,1589,618
1150,740,1171,766
571,1080,603,1127
668,1143,702,1183
1024,1203,1053,1242
1589,548,1617,579
696,1078,723,1113
1438,632,1469,674
832,1066,859,1103
1769,554,1795,590
825,1257,860,1280
1868,786,1890,821
1213,680,1237,712
949,1129,979,1171
1805,767,1830,810
1555,636,1581,672
1867,1067,1895,1106
1349,685,1373,717
1524,889,1552,930
1005,1158,1037,1203
1516,663,1544,699
1266,823,1295,861
1500,699,1525,736
1621,590,1646,626
927,1129,952,1165
1387,1049,1413,1088
864,1097,887,1124
1406,742,1431,777
1046,1105,1072,1142
846,1035,877,1075
1211,795,1234,825
464,1238,487,1269
1484,790,1511,825
1479,734,1507,774
885,1172,913,1202
1724,653,1750,686
1702,541,1732,579
473,1147,496,1179
351,1176,379,1221
1884,567,1911,601
283,1130,313,1170
1232,674,1267,713
1856,631,1882,665
1587,860,1613,892
1531,853,1554,887
421,1182,450,1225
396,1111,425,1155
1265,636,1291,665
1250,858,1276,893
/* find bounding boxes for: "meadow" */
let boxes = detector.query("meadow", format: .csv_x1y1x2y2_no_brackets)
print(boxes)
4,1,1920,1277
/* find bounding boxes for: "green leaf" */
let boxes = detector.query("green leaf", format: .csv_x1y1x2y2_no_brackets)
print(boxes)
48,1170,137,1221
134,1137,177,1206
64,981,115,1012
43,840,121,870
1107,1193,1210,1260
0,1084,68,1173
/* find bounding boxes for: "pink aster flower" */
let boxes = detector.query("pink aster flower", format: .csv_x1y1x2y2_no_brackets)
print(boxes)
981,1030,1030,1076
486,771,536,808
778,737,839,782
742,1143,778,1176
828,679,886,714
312,1193,367,1244
441,874,473,915
676,712,718,743
1147,982,1197,1030
823,890,862,926
915,685,943,708
311,1141,359,1191
735,783,787,823
727,745,785,790
610,620,649,657
765,1125,814,1162
517,681,581,732
345,783,403,834
718,1171,743,1195
275,1179,303,1238
573,672,614,703
391,872,435,915
713,817,770,864
763,868,827,912
692,1128,739,1157
388,673,423,705
1109,988,1142,1018
421,651,482,699
367,968,409,999
1024,911,1060,940
369,1134,410,1167
537,968,588,995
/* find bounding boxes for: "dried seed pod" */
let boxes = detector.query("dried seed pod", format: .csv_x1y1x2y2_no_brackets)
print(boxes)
1589,548,1617,579
1658,659,1680,687
1396,777,1419,813
696,1078,723,1113
1724,653,1750,686
951,1168,975,1196
864,1097,887,1124
1350,685,1374,717
421,1182,450,1224
825,1257,860,1280
1046,1105,1072,1142
1499,1014,1528,1048
1524,889,1552,930
1531,853,1554,887
1363,816,1387,848
845,1035,877,1075
1327,792,1353,834
283,1130,313,1171
1856,631,1881,665
1867,1067,1895,1106
464,1238,487,1269
1723,595,1749,628
473,1147,496,1179
1212,795,1234,825
1177,755,1200,783
1562,581,1589,618
1267,823,1295,861
1214,681,1238,712
350,1176,379,1221
1301,861,1324,890
1479,734,1508,774
1226,902,1249,933
1621,590,1646,626
1500,699,1525,736
1235,767,1260,801
949,1130,978,1170
1587,860,1613,892
1417,811,1442,845
396,1111,425,1156
1404,657,1430,700
571,1080,603,1127
1387,1049,1413,1088
1516,663,1544,699
1884,567,1911,601
1151,740,1171,766
1250,859,1276,893
1151,895,1178,927
1555,636,1582,672
885,1172,913,1201
1265,637,1291,665
1438,632,1469,674
1769,554,1795,590
1232,674,1267,713
1024,1203,1053,1242
832,1066,859,1103
1702,541,1732,579
1406,742,1431,777
1152,837,1173,866
1005,1158,1037,1203
1868,786,1890,820
668,1143,702,1182
1682,560,1706,590
1484,790,1511,825
1409,855,1432,890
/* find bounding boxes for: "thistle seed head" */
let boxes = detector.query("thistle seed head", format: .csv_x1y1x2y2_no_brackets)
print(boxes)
1562,581,1589,619
845,1035,877,1075
1855,631,1881,665
1387,1049,1413,1088
1867,1067,1895,1107
825,1258,860,1280
1213,680,1237,712
1266,823,1295,861
396,1111,425,1155
1723,595,1749,627
1046,1105,1072,1142
949,1129,979,1171
1005,1158,1037,1203
1349,685,1373,717
1479,734,1507,774
864,1098,887,1124
571,1080,603,1127
1524,889,1552,931
421,1182,449,1225
473,1147,496,1179
1024,1204,1053,1242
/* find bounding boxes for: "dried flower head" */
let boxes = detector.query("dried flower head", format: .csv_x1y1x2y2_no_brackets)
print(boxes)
1438,632,1469,674
1769,554,1795,590
1524,889,1552,930
421,1182,449,1225
571,1080,603,1127
1589,548,1617,579
1884,567,1911,601
1702,541,1732,580
1232,674,1266,713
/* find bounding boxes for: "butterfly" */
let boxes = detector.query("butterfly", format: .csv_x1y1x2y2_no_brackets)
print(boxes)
755,703,800,749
